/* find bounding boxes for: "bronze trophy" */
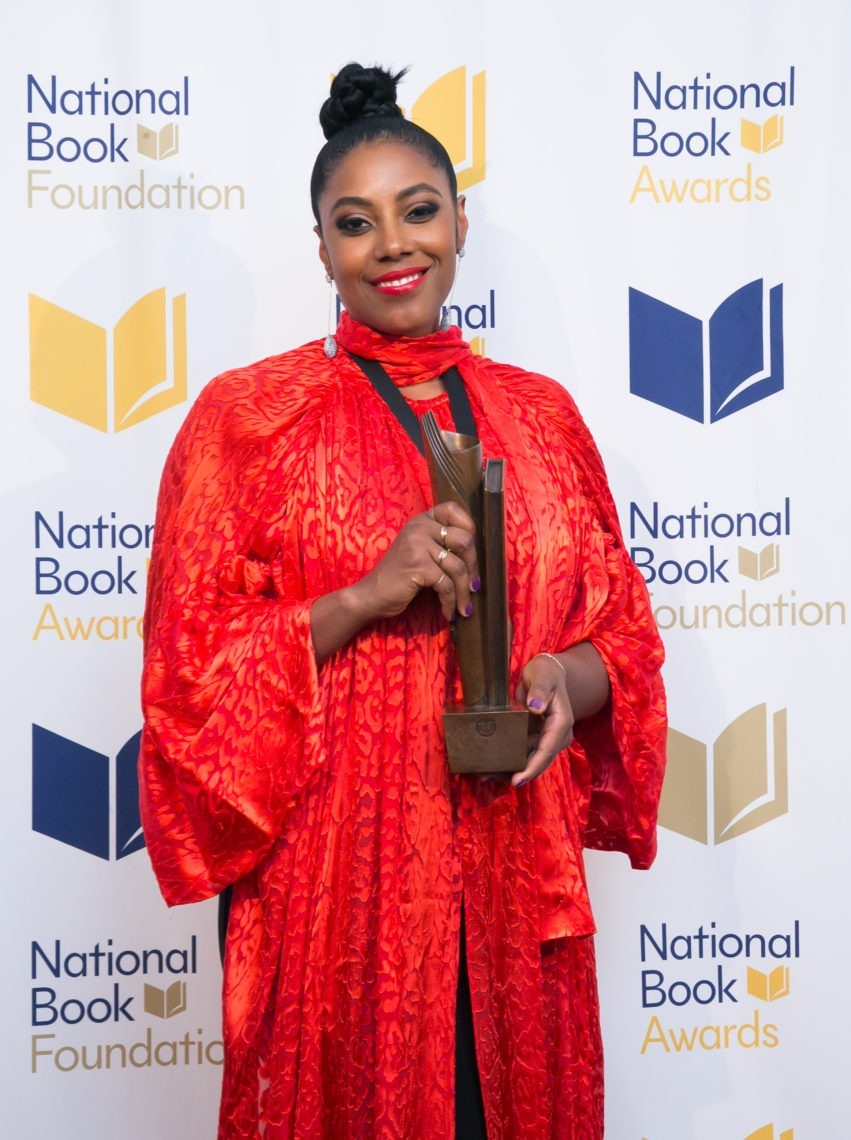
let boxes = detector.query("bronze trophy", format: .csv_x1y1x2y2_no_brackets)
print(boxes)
422,412,529,774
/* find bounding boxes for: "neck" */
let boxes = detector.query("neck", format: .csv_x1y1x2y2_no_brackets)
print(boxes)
399,377,447,400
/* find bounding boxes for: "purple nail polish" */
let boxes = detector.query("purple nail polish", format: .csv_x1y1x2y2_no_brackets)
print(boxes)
529,698,543,711
515,778,527,788
464,603,473,617
471,576,481,592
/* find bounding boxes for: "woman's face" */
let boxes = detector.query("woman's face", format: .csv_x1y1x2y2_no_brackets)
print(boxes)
315,140,467,338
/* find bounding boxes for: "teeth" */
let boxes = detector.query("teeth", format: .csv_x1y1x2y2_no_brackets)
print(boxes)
379,272,421,287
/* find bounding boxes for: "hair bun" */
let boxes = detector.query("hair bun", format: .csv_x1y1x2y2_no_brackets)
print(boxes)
319,63,407,140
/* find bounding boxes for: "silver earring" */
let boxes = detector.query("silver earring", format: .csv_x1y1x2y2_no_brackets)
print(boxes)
439,248,465,333
323,272,337,359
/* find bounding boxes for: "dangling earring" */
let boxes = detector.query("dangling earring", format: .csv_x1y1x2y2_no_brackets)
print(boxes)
440,248,465,333
323,272,338,359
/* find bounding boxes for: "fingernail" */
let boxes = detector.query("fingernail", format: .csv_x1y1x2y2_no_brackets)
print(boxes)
529,698,543,711
464,603,473,617
515,779,527,788
471,576,481,592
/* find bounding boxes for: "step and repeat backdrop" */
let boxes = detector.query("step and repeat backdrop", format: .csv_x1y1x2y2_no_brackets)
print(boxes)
3,2,848,1137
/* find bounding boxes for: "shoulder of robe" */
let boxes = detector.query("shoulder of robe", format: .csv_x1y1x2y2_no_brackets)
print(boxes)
180,338,336,447
462,355,584,422
461,354,617,520
461,355,592,454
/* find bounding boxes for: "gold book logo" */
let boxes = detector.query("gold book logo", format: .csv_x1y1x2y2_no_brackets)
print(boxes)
659,705,788,845
469,336,486,357
741,114,784,154
29,288,187,432
645,1131,792,1140
137,122,179,160
739,543,780,581
747,965,791,1002
144,980,187,1019
411,66,486,191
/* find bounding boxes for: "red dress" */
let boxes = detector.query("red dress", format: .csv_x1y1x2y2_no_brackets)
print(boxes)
140,313,667,1139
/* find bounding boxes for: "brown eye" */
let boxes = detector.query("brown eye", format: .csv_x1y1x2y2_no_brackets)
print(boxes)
407,202,439,222
336,215,371,234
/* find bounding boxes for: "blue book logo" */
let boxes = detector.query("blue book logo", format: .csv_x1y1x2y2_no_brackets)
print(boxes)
32,725,145,860
629,279,784,423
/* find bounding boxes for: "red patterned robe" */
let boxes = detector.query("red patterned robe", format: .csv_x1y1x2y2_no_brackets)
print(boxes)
140,313,666,1139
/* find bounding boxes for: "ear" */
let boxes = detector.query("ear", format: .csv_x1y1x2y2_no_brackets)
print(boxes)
314,223,332,279
455,195,469,252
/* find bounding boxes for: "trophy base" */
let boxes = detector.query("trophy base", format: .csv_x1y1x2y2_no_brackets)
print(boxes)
443,703,529,775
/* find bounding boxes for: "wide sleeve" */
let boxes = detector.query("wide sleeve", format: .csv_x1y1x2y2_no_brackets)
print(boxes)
542,382,667,870
139,363,328,905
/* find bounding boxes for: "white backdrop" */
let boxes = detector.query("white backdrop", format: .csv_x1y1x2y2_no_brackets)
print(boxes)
3,2,849,1137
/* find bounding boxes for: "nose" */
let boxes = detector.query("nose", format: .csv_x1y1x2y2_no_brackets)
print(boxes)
374,215,411,261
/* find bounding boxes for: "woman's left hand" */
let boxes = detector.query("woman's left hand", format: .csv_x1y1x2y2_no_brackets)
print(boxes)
511,653,576,788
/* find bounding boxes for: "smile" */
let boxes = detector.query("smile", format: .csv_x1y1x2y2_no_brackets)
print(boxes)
370,268,429,295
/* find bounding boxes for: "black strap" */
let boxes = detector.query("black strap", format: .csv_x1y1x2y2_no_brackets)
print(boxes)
218,885,232,965
348,353,477,455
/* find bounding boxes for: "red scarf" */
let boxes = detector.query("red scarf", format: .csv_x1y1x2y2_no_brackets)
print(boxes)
335,311,472,386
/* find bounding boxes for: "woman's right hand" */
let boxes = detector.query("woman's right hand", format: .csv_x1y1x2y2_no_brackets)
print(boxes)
355,500,480,624
311,501,480,663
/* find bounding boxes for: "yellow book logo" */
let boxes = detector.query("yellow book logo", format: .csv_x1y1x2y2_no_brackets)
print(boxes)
659,705,788,844
29,288,187,432
469,336,486,357
143,980,187,1019
411,66,486,191
741,114,784,154
137,122,179,160
739,543,780,581
747,965,791,1002
645,1131,792,1140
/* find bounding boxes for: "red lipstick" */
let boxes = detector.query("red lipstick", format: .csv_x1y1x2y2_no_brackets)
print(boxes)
370,267,429,295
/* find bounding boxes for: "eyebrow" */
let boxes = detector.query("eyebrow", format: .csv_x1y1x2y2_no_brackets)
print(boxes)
329,182,445,212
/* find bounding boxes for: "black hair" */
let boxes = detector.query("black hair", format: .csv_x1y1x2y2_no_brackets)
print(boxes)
310,63,458,223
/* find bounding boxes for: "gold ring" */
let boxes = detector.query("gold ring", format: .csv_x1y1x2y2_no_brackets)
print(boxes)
437,547,450,565
439,524,449,547
435,572,446,587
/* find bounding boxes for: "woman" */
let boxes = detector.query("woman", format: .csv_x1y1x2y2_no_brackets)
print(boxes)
140,63,666,1139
